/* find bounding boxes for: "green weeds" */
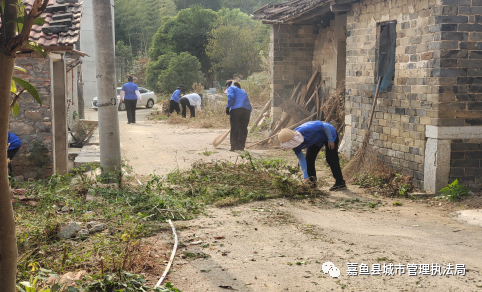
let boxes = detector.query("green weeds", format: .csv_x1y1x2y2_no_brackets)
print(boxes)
14,155,316,287
354,172,413,198
437,179,470,202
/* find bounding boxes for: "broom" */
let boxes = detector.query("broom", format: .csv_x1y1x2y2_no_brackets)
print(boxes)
342,76,382,181
213,130,230,148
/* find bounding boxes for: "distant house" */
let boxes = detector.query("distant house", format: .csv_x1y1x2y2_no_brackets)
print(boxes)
253,0,482,192
11,0,86,179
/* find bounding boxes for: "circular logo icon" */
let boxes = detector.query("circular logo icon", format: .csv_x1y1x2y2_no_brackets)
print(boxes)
322,262,335,274
329,266,341,278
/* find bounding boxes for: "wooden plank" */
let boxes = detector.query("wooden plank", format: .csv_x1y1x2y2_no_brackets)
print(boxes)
296,85,307,104
290,82,301,100
316,88,321,120
250,97,272,132
300,71,321,105
279,98,311,121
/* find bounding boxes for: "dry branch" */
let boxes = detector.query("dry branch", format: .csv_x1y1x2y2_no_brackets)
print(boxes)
247,112,317,149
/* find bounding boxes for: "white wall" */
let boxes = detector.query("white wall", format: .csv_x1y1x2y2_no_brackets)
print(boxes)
79,0,115,108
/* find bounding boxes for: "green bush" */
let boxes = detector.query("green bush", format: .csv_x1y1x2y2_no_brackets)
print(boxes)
437,179,470,202
158,52,205,94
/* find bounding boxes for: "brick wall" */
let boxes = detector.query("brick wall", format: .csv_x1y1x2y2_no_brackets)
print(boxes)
313,14,347,91
11,53,54,179
346,0,440,187
270,24,317,108
450,139,482,187
436,0,482,127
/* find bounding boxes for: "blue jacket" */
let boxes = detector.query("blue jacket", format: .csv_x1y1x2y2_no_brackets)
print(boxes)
292,121,337,178
121,82,139,100
226,86,252,111
170,89,181,103
8,132,21,150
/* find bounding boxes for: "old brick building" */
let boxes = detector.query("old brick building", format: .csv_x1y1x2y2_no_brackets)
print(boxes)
253,0,482,192
10,0,85,179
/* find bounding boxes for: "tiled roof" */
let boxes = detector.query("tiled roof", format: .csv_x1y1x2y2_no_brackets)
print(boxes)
27,0,82,48
252,0,332,24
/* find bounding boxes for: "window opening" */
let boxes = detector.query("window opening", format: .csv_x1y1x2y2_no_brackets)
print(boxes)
376,21,397,91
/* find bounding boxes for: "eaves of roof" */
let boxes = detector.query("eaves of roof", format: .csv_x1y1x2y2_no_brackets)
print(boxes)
252,0,355,24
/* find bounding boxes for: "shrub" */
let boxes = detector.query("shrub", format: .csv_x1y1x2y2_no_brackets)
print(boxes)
437,179,470,202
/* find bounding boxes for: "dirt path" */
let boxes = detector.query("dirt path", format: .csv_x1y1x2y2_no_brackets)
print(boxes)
120,120,482,292
119,120,268,177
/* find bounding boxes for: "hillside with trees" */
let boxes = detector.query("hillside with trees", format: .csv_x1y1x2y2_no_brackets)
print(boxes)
114,0,283,91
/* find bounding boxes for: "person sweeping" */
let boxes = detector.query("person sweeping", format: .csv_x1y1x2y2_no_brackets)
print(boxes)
278,121,346,191
225,80,251,151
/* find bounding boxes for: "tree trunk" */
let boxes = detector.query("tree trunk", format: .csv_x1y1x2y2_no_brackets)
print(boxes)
0,52,18,292
93,0,122,178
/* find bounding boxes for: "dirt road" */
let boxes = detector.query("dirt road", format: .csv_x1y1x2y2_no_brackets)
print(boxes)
116,116,482,291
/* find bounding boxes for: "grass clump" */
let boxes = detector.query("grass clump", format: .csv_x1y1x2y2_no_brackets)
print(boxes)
437,179,470,202
354,172,413,197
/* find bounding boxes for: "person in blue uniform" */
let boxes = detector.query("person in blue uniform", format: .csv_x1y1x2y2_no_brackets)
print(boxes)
7,132,21,175
120,76,142,124
168,85,185,116
225,80,252,151
278,121,346,191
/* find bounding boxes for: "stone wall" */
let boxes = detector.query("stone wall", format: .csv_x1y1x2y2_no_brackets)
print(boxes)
345,0,440,188
11,53,54,179
450,139,482,187
313,13,347,90
270,24,317,120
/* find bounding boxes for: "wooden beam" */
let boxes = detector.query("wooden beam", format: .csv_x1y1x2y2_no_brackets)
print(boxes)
330,4,352,11
287,5,330,24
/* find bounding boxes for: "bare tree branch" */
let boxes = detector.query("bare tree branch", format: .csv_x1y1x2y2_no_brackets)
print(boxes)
5,0,49,56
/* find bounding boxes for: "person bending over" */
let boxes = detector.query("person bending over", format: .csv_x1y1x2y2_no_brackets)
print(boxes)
168,85,185,116
7,132,21,176
180,93,202,118
278,121,346,191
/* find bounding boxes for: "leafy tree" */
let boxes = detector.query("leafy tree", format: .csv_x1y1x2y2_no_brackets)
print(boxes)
0,1,50,289
114,0,177,56
160,0,177,16
150,52,205,94
146,52,175,92
207,9,269,79
220,0,285,14
148,6,218,83
115,40,133,73
174,0,221,10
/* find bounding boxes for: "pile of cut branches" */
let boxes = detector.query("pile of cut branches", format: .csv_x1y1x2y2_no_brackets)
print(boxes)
165,152,322,206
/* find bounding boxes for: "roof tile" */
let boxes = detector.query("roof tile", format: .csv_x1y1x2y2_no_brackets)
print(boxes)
25,0,82,48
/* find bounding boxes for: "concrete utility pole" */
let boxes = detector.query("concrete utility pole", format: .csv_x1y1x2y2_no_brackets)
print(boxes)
93,0,122,177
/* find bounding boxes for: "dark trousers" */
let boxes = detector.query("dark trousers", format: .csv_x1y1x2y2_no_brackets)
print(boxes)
124,99,137,123
169,100,180,115
7,147,19,175
180,97,195,118
229,108,251,151
305,135,345,185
